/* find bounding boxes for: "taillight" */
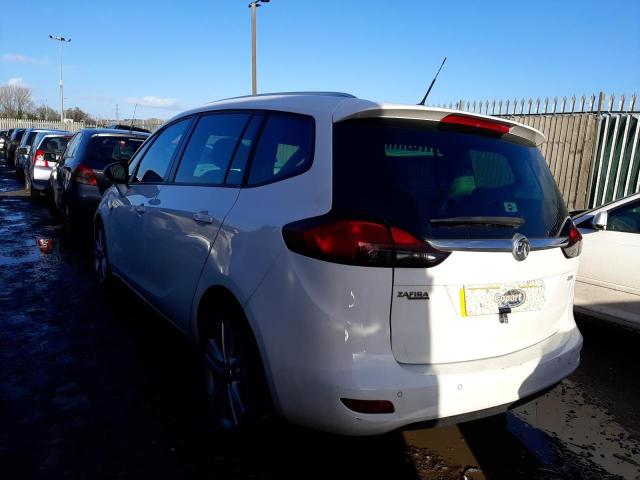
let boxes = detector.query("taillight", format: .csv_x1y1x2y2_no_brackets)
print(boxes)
562,223,583,258
441,114,511,135
282,217,449,268
33,149,47,167
73,164,98,186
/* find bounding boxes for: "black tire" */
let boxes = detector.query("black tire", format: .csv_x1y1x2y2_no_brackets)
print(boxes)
94,222,112,286
200,306,272,432
25,175,38,201
49,190,62,221
64,205,76,236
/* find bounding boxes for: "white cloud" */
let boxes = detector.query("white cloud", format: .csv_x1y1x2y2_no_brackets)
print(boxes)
6,77,25,86
1,54,46,65
126,96,180,109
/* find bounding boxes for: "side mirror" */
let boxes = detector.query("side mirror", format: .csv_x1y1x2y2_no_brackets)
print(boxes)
18,147,27,154
104,161,129,185
592,211,608,230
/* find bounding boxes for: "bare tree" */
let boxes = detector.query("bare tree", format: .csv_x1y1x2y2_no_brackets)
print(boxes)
65,106,95,124
0,84,35,118
34,105,60,121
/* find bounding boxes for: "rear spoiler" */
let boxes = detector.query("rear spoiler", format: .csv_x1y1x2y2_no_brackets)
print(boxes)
332,102,546,146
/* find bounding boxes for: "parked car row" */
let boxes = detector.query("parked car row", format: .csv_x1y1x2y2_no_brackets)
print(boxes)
0,126,150,231
3,93,594,436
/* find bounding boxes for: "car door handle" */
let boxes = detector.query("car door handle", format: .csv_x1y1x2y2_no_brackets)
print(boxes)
135,205,146,214
193,212,213,224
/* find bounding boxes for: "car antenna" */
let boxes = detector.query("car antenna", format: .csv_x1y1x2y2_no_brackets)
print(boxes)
418,57,447,106
129,104,138,133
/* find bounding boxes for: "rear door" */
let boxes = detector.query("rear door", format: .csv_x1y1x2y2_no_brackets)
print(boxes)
141,112,259,329
333,118,576,365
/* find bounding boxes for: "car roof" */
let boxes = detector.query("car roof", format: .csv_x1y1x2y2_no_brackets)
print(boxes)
34,131,73,142
169,92,546,146
78,128,150,137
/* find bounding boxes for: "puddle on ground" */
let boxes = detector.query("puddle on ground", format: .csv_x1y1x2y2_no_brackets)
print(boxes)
0,251,41,265
514,378,640,478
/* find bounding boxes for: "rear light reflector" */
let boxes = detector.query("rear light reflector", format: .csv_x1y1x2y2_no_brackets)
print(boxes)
33,149,47,167
282,216,449,268
562,222,583,258
73,164,98,186
340,398,395,414
441,114,511,135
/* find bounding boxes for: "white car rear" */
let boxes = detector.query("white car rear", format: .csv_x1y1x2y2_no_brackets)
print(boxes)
96,93,583,435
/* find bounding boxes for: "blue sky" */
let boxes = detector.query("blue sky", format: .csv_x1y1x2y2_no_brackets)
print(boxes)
1,0,638,119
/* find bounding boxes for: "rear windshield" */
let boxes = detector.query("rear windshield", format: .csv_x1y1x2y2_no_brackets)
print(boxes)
332,118,568,240
86,136,145,168
38,135,71,152
13,130,25,142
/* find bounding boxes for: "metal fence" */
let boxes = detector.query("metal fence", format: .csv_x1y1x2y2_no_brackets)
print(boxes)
432,92,639,116
433,92,639,210
0,118,164,133
588,113,640,208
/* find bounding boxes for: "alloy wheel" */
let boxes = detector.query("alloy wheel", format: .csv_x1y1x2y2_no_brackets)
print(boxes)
94,227,108,284
202,319,251,430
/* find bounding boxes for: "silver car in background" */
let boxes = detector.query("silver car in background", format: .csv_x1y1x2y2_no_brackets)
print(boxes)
24,132,73,199
15,128,67,179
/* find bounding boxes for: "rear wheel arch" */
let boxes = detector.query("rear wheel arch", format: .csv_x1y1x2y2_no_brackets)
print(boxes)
196,285,277,425
195,286,274,392
196,286,254,348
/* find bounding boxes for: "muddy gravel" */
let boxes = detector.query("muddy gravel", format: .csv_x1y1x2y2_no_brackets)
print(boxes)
0,160,639,479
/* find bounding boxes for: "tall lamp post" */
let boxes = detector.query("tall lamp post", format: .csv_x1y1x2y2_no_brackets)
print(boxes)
248,0,269,95
48,35,71,122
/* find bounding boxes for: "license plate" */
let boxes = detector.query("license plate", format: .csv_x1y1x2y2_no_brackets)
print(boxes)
462,280,545,317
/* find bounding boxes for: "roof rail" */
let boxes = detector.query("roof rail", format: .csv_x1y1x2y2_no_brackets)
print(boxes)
214,91,357,102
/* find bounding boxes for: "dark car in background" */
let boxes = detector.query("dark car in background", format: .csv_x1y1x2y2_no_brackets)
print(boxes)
0,129,9,159
24,132,73,199
15,128,68,179
50,128,149,231
6,128,27,167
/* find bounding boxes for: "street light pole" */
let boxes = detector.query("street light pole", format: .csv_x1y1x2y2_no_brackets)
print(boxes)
49,35,71,122
248,0,269,95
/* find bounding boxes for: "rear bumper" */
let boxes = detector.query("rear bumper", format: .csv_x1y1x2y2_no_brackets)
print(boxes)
283,326,582,436
67,184,103,222
247,252,583,436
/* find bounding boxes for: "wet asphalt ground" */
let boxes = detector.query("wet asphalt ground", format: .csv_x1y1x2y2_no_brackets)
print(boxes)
0,159,639,480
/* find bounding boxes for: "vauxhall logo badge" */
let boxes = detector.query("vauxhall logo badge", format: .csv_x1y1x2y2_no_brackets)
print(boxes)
512,233,530,261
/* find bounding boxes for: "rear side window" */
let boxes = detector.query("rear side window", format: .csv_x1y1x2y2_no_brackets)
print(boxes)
225,114,264,185
63,133,82,160
134,119,190,183
333,118,568,240
175,113,250,185
25,131,39,147
247,114,314,186
85,136,145,169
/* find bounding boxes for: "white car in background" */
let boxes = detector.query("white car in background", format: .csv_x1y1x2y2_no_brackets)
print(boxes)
94,92,583,435
573,193,640,330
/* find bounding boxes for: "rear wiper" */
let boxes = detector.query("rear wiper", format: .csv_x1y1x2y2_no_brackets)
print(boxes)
430,216,525,227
